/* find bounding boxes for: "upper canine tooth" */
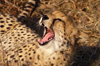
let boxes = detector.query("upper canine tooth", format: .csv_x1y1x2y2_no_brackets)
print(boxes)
39,17,43,25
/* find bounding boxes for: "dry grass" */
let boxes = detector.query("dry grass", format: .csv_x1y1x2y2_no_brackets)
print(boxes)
0,0,100,66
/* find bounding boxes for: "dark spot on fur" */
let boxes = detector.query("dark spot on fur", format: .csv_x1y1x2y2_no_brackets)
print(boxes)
6,18,10,20
32,35,34,36
5,59,7,61
9,45,11,47
11,20,14,22
19,49,22,50
10,16,13,18
23,13,28,16
29,53,31,55
25,6,32,8
0,21,4,23
37,55,40,60
33,51,36,54
7,27,10,29
30,57,32,60
32,44,35,46
61,44,64,46
63,58,66,61
9,24,12,26
63,42,66,44
10,55,14,58
21,37,24,38
60,63,63,65
19,51,22,53
23,45,26,48
17,34,20,36
1,30,5,32
0,17,3,19
8,42,11,44
14,37,17,38
24,9,29,12
64,38,67,40
28,2,35,6
32,49,34,51
4,42,7,44
25,52,27,54
35,39,38,42
19,55,22,57
53,57,55,59
13,58,15,59
12,49,14,51
15,60,18,62
31,39,34,40
55,51,57,53
60,51,64,54
51,64,54,66
23,64,26,66
9,37,12,39
9,61,11,63
67,41,71,45
27,35,30,36
64,33,66,35
23,34,26,35
0,25,4,28
20,29,23,30
48,58,50,60
35,63,37,65
21,59,24,61
34,37,37,38
5,51,8,54
57,58,60,60
27,37,30,39
25,48,27,50
21,31,24,33
12,34,14,36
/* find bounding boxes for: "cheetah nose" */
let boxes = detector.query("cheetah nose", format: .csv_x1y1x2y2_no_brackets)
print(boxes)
43,15,49,20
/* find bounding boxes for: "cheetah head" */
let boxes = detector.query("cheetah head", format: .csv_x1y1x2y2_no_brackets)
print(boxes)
38,11,67,53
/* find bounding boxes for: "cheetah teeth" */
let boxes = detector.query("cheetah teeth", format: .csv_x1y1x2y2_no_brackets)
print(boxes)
39,17,43,26
49,38,52,41
41,42,43,44
43,28,46,36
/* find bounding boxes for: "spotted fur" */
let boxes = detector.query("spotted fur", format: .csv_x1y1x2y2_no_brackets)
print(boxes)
0,0,40,65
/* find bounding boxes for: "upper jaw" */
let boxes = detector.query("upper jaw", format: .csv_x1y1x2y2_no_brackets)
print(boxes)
39,27,55,46
39,17,55,46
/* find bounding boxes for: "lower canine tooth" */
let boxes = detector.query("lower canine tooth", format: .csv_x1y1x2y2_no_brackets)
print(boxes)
41,42,43,44
49,38,52,40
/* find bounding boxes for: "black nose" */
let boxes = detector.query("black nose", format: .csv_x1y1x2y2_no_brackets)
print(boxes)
43,15,49,20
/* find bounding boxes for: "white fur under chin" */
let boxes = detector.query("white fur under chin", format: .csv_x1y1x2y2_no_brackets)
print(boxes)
39,34,64,55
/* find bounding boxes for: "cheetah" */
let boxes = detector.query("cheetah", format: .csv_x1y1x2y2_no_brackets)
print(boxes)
0,1,88,66
0,0,40,65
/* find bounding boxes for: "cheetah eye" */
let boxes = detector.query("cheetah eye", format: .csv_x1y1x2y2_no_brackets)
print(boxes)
43,15,49,20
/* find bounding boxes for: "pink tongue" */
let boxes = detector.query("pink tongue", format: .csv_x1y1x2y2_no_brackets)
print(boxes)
39,32,54,43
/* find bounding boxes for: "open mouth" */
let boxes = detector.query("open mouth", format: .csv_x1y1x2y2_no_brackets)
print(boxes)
39,27,54,45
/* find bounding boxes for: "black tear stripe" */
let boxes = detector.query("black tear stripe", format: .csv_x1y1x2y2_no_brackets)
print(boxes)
50,18,66,30
17,0,36,22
